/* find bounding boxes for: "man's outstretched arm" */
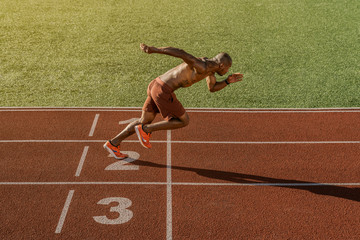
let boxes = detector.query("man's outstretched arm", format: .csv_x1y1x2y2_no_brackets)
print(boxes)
140,43,206,73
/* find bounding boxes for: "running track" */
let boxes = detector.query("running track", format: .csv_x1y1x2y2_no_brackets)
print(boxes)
0,107,359,239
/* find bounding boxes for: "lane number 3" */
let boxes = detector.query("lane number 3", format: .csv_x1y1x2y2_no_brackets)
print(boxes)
93,197,133,224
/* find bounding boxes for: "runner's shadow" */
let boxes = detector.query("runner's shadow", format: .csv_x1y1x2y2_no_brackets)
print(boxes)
135,159,360,203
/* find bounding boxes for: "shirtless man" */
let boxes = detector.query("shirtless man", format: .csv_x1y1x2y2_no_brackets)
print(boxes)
104,43,243,159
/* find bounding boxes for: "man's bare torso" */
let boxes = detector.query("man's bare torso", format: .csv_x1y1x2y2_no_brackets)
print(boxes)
159,59,213,91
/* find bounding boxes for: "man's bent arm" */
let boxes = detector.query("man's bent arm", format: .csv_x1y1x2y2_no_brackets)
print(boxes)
140,43,206,73
206,73,243,92
206,75,228,92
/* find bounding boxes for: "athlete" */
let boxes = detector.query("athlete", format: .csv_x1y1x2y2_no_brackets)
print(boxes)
104,43,243,159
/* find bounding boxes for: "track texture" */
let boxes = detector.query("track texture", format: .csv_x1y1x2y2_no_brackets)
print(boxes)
0,108,359,239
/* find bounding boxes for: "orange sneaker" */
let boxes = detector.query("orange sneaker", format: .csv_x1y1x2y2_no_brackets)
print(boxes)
103,141,128,159
135,125,152,149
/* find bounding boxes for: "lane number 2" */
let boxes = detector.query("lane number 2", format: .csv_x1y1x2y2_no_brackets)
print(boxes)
93,197,133,225
106,151,140,171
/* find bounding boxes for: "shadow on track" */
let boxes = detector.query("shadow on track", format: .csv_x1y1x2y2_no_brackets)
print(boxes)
135,159,360,203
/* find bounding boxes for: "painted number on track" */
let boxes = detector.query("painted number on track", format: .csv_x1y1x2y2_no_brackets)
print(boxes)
106,151,140,170
93,197,133,225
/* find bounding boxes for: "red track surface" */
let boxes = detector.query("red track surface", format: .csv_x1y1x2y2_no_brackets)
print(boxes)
1,108,359,239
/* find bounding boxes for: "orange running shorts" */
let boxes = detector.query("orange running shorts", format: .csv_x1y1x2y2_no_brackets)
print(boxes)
142,77,186,121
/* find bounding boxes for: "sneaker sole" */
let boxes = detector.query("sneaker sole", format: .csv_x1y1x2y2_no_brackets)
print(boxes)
103,143,127,160
135,126,150,149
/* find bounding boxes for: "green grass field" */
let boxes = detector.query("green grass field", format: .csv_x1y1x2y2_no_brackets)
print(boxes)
1,0,359,108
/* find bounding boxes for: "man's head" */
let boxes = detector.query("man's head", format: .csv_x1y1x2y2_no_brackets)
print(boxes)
213,52,232,76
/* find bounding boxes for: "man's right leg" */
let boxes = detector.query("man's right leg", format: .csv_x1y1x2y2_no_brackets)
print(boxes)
110,110,157,146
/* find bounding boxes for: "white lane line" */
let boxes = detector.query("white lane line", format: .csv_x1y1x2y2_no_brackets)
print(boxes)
166,130,172,240
55,190,74,234
75,146,89,177
88,114,100,137
1,182,359,186
0,182,167,185
172,141,360,144
1,140,360,144
172,182,360,186
187,110,360,113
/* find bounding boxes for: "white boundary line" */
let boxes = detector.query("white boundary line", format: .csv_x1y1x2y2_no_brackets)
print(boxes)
1,106,360,110
1,140,359,144
0,107,360,113
1,182,359,186
55,190,74,234
166,130,172,240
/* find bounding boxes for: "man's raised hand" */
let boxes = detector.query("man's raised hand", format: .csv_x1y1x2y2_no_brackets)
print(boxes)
227,73,244,83
140,43,153,54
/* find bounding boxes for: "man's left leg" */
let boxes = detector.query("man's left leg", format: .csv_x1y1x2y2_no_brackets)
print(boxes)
134,112,189,149
143,112,189,133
